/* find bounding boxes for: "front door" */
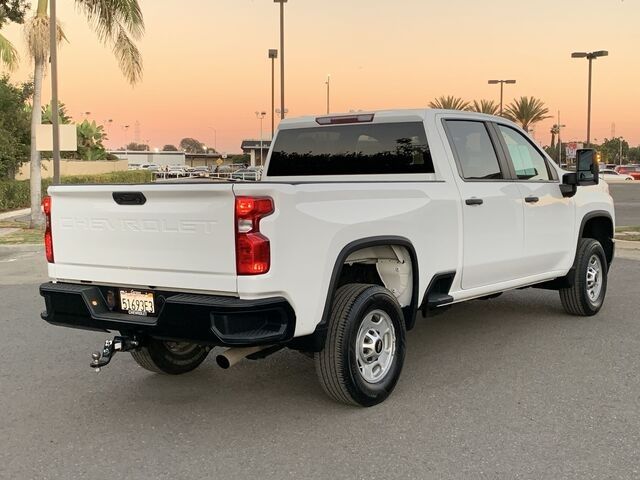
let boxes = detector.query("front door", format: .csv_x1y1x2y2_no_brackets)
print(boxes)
494,124,576,275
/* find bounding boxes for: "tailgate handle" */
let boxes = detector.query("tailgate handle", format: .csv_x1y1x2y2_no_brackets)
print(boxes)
112,192,146,206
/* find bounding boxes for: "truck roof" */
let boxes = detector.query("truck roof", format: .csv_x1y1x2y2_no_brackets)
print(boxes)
277,109,508,130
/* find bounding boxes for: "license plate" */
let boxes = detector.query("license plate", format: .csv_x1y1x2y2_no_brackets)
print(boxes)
120,290,155,316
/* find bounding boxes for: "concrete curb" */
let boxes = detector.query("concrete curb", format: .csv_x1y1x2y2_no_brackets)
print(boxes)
0,244,43,252
0,208,31,221
616,239,640,251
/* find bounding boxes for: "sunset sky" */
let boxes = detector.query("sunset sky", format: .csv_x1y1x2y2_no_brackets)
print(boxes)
3,0,639,153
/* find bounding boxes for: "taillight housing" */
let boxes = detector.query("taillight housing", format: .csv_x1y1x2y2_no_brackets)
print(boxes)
42,195,54,263
235,196,274,275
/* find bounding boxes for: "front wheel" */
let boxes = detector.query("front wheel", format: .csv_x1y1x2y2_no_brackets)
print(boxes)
559,238,608,316
130,339,210,374
315,284,406,407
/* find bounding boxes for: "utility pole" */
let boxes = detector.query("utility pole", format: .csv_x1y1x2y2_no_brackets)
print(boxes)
50,0,61,184
488,79,516,116
269,49,278,138
325,75,331,114
571,50,608,147
274,0,288,120
255,111,266,166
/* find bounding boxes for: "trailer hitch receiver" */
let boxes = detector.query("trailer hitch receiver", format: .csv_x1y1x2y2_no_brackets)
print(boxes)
90,336,139,372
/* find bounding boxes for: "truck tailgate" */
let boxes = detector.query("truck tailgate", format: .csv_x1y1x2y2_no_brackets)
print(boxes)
48,183,237,294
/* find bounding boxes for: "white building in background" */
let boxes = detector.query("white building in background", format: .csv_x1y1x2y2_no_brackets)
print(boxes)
109,150,186,168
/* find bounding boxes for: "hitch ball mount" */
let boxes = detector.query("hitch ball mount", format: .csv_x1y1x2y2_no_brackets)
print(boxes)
91,336,139,372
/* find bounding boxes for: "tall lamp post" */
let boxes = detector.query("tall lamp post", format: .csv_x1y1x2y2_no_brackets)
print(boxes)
557,111,566,165
325,75,331,114
571,50,608,146
488,79,516,116
50,0,61,184
269,49,278,138
274,0,287,120
255,111,267,166
208,126,217,152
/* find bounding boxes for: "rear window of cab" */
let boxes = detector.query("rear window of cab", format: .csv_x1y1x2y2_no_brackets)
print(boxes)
267,122,434,176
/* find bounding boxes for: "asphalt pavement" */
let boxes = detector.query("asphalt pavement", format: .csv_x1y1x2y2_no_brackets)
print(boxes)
609,183,640,226
1,247,639,479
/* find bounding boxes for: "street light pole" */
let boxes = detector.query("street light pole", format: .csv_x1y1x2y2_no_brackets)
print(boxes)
255,111,266,166
557,111,566,165
274,0,287,120
269,49,278,139
571,50,608,147
325,75,330,114
488,79,516,116
50,0,61,185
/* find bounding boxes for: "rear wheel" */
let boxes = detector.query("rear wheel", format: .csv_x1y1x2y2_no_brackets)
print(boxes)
315,284,406,407
130,339,210,374
559,238,608,316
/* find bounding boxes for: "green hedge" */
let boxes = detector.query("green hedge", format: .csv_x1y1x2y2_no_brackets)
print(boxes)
0,170,153,212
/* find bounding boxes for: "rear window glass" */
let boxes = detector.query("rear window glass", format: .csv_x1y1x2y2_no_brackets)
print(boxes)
267,122,434,176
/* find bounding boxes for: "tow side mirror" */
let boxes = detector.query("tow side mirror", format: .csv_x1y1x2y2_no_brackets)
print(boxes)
575,149,599,186
560,148,599,198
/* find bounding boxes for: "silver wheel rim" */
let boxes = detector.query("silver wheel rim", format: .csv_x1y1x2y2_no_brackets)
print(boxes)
586,254,603,302
355,309,396,384
163,341,199,355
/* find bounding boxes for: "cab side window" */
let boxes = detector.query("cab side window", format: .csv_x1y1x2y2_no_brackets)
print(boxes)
446,121,503,180
497,125,552,181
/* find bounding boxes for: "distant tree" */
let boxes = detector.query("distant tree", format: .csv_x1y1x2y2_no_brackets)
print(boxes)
0,0,29,25
470,99,499,115
627,146,640,164
41,101,72,124
126,142,149,151
503,97,551,133
428,95,470,111
599,137,629,165
76,120,107,160
179,137,205,154
162,144,178,151
0,75,30,179
549,124,560,150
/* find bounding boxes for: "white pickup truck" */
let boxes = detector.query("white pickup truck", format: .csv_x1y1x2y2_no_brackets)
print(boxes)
40,110,615,406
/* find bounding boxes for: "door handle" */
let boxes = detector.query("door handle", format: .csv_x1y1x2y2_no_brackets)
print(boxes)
465,198,484,206
524,196,539,203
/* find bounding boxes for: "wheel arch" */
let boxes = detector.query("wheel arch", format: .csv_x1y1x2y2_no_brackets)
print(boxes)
579,211,614,267
289,236,419,352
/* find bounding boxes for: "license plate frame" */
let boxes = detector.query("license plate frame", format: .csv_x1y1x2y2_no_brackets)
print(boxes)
119,289,155,316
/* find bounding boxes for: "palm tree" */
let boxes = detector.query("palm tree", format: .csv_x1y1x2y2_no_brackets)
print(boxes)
428,95,470,111
24,0,144,227
470,99,499,115
503,96,551,133
0,31,19,69
549,124,560,150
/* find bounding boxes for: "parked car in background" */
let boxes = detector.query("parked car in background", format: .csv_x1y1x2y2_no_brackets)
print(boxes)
166,166,188,178
599,169,634,182
140,163,160,172
614,165,640,180
191,166,210,178
230,166,262,181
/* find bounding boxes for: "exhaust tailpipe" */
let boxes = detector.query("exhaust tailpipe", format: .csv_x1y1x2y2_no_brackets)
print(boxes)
216,345,273,369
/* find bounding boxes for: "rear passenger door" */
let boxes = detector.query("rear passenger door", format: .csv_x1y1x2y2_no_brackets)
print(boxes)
443,120,526,290
494,124,575,275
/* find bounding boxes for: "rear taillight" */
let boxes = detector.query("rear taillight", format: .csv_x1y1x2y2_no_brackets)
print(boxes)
42,195,53,263
235,196,274,275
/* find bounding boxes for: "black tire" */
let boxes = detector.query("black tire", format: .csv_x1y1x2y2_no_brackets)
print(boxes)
314,284,406,407
130,339,209,374
560,238,608,316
